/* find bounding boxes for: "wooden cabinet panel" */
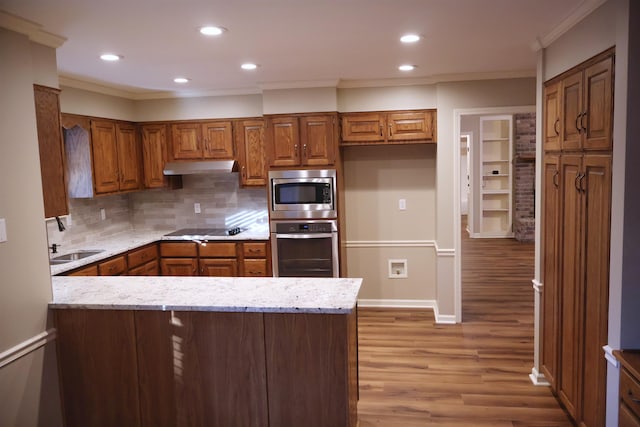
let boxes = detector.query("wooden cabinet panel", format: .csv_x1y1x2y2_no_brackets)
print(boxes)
128,244,158,269
141,124,168,188
198,242,237,258
583,56,613,150
91,119,120,194
543,82,561,151
269,117,300,167
160,242,197,257
243,259,267,276
128,259,159,276
98,255,127,276
341,113,385,142
202,121,234,159
300,115,336,166
116,122,141,191
161,258,197,276
55,310,141,426
387,111,435,141
620,403,640,427
541,154,560,390
33,85,68,218
171,123,202,160
243,242,267,258
235,119,266,186
199,258,238,276
561,72,583,152
68,264,98,276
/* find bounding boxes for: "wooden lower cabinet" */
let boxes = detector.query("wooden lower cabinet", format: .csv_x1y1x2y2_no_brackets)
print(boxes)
55,308,357,427
199,258,238,276
160,258,197,276
129,259,159,276
98,255,127,276
615,351,640,427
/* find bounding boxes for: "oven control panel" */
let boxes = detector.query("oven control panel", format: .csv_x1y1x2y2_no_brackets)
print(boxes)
273,221,336,234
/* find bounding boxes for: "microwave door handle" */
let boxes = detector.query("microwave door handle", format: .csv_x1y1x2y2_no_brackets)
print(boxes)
275,233,334,239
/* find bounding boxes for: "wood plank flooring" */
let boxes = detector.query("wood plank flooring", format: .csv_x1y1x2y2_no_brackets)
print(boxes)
356,217,572,426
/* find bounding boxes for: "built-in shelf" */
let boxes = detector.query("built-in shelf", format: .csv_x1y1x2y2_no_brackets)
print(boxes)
482,208,510,212
483,174,509,177
482,137,510,142
482,189,510,195
482,159,510,163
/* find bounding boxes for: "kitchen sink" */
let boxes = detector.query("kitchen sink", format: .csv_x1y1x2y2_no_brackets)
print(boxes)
49,250,104,265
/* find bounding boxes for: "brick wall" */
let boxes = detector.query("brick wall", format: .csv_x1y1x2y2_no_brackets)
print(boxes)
514,113,536,242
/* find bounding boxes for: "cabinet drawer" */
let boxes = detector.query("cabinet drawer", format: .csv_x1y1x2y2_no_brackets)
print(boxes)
243,259,267,277
243,242,267,258
620,402,640,427
68,264,98,276
128,260,159,276
160,242,197,257
128,244,158,269
199,242,237,258
98,255,127,276
621,368,640,419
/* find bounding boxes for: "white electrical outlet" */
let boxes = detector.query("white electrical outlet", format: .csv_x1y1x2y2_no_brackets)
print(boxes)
388,259,408,278
399,199,407,210
194,203,201,214
0,218,7,243
100,208,106,220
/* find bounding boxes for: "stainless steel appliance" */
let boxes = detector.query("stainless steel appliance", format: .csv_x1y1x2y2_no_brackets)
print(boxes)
268,169,336,219
271,220,338,278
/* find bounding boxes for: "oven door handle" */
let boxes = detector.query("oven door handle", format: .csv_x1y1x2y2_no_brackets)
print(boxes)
275,233,335,239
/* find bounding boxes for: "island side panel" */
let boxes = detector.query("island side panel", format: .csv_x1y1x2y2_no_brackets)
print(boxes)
55,309,142,427
171,311,269,427
264,311,357,427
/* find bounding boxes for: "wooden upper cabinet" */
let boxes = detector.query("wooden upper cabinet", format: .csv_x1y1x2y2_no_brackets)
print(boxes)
170,120,234,160
266,113,337,168
116,123,141,191
557,50,613,152
33,85,69,218
90,120,120,194
543,82,561,151
341,110,436,145
141,124,168,189
202,121,234,159
235,119,266,186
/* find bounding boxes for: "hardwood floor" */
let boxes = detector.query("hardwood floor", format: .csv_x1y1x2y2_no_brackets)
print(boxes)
356,217,572,426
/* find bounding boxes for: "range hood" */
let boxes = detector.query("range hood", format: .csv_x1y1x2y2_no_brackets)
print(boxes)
163,160,238,175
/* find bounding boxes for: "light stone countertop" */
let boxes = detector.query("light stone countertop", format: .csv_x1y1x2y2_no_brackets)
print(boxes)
49,223,270,276
50,276,362,314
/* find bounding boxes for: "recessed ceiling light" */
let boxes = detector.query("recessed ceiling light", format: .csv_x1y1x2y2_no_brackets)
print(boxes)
173,77,190,83
241,63,258,70
100,53,122,61
400,34,421,43
200,26,226,36
398,64,416,71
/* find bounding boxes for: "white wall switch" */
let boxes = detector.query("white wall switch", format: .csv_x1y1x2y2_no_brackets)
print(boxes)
100,208,106,220
0,218,7,243
194,203,201,214
399,199,407,210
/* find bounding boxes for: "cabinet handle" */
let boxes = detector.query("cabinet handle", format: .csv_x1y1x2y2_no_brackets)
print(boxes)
578,172,586,193
574,173,581,191
294,144,298,151
379,125,383,137
303,143,307,152
581,111,587,132
389,124,393,137
575,113,582,134
553,170,559,188
553,118,560,136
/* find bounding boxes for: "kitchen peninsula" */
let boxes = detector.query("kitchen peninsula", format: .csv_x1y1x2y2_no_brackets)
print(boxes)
50,276,361,427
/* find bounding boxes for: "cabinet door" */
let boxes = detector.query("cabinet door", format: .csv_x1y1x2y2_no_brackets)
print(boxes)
340,113,385,143
543,82,562,151
561,72,583,151
300,115,336,166
387,111,435,142
116,122,141,191
68,264,98,276
557,154,582,420
583,56,613,151
541,154,561,390
98,255,127,276
235,120,266,186
141,124,168,189
91,120,120,194
34,85,68,218
171,123,202,160
129,260,159,276
243,259,268,277
268,117,300,167
160,258,197,276
202,121,234,159
579,154,611,427
199,259,238,277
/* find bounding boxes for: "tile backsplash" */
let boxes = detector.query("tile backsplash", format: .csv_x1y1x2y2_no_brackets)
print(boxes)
45,173,268,249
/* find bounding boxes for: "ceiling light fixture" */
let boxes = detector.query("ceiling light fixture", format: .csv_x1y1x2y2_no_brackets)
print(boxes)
400,34,421,43
100,53,122,61
398,64,416,71
241,63,258,70
173,77,190,83
200,26,226,36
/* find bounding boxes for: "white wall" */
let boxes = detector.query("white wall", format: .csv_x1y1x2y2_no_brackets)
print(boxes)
135,93,263,121
60,85,136,120
338,85,437,112
0,28,62,426
262,87,337,114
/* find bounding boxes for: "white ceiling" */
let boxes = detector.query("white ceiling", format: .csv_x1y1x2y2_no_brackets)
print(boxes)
2,0,597,99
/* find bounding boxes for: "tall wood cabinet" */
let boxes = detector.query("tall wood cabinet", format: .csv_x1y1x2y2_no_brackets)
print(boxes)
541,48,614,427
234,119,266,186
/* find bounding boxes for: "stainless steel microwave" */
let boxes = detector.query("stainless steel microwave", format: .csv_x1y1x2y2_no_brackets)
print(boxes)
268,169,337,219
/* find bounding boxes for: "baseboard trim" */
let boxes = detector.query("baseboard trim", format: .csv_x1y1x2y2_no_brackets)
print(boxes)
357,299,457,324
529,367,551,386
0,328,57,369
603,345,619,368
532,279,543,293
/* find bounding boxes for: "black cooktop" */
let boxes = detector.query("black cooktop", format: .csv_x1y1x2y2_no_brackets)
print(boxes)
164,227,244,237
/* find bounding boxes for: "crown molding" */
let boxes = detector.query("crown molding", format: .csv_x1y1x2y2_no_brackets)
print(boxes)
0,10,66,48
530,0,608,51
259,79,340,91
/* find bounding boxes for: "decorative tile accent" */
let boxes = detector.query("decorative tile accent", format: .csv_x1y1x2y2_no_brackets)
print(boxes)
514,113,536,242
